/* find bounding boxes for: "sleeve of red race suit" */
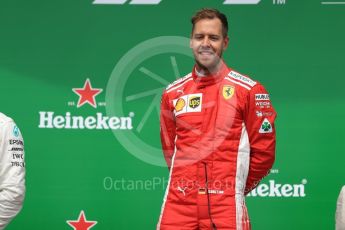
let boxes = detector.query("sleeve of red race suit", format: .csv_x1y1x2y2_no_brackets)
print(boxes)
160,91,176,170
0,120,26,229
243,83,276,194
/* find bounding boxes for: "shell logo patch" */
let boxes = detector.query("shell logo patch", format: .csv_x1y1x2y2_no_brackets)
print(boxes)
173,93,202,116
175,98,186,112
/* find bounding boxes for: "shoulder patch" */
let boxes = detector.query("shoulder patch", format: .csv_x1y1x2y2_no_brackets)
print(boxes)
166,73,192,91
228,71,256,87
224,76,251,90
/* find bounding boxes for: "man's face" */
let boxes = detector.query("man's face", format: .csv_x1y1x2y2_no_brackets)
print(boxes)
190,18,229,72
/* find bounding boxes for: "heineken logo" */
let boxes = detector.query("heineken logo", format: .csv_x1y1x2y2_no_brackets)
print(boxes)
39,112,134,130
247,179,307,197
38,79,135,130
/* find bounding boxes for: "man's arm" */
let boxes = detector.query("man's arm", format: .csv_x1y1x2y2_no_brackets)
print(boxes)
336,186,345,230
0,120,25,229
243,83,276,194
160,92,176,170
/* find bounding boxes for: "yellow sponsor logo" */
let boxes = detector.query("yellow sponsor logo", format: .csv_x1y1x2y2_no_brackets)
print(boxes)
189,96,201,109
175,98,185,112
222,85,235,100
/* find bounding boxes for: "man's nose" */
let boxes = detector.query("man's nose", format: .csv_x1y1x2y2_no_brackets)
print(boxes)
201,37,211,46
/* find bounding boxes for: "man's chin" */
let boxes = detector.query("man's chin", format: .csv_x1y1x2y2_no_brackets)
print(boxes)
197,60,220,72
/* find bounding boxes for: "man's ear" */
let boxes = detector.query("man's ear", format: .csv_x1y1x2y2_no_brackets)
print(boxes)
224,36,229,50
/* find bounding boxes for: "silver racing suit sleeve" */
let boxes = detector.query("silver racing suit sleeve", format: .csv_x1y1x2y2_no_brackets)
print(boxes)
0,119,25,230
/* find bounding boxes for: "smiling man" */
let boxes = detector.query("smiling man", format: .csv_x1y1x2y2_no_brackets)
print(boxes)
158,8,277,230
190,11,228,75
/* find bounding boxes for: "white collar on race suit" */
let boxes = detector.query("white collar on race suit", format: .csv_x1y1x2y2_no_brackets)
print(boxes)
195,67,207,77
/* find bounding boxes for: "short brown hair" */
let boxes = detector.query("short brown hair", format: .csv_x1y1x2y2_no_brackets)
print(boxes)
191,8,228,38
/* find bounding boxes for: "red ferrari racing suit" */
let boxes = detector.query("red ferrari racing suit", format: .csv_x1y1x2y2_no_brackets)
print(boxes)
157,62,276,230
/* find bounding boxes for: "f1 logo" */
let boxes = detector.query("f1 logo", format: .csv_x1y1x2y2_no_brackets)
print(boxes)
93,0,162,4
93,0,261,4
223,0,261,4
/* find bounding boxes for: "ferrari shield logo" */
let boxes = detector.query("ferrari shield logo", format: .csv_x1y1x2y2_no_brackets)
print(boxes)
222,85,235,100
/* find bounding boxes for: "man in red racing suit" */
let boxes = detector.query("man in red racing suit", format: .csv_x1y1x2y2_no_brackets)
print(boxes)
157,8,276,230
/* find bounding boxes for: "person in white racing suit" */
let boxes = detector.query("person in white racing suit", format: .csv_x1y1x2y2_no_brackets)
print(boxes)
336,186,345,230
0,113,25,229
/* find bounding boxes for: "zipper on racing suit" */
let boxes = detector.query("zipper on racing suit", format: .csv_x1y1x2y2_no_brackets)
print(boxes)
203,162,217,230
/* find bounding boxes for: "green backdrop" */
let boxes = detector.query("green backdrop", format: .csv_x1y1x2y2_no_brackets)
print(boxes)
1,0,345,229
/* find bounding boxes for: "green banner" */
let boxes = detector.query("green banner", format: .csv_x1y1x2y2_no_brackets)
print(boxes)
1,0,345,229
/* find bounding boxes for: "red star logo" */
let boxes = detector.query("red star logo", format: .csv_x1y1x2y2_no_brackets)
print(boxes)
72,79,103,108
67,210,97,230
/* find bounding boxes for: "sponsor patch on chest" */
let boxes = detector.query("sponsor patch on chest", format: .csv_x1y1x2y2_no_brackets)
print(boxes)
259,118,273,133
173,93,202,116
222,85,235,100
255,94,270,101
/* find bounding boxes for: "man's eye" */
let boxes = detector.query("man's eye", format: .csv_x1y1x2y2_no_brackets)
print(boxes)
210,37,219,41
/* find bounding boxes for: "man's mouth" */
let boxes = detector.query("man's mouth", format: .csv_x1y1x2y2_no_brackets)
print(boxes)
199,50,214,56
